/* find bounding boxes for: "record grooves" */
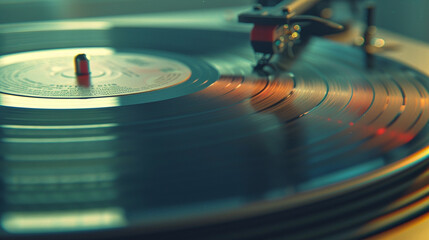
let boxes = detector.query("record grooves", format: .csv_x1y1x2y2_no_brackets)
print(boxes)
0,16,428,240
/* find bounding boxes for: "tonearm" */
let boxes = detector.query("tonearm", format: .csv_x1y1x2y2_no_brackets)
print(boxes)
238,0,344,70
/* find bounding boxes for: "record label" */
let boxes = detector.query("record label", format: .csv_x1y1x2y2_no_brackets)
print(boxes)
0,48,192,98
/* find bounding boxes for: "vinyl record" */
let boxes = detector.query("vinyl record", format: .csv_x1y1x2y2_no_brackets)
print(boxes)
0,21,428,240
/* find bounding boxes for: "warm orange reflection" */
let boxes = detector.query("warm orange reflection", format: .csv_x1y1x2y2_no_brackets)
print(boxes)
365,198,429,240
200,71,428,157
357,166,429,238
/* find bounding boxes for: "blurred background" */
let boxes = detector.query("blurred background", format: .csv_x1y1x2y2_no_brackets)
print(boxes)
376,0,429,43
0,0,253,22
0,0,429,42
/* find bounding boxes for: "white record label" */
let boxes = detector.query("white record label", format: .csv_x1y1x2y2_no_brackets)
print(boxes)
0,49,192,98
